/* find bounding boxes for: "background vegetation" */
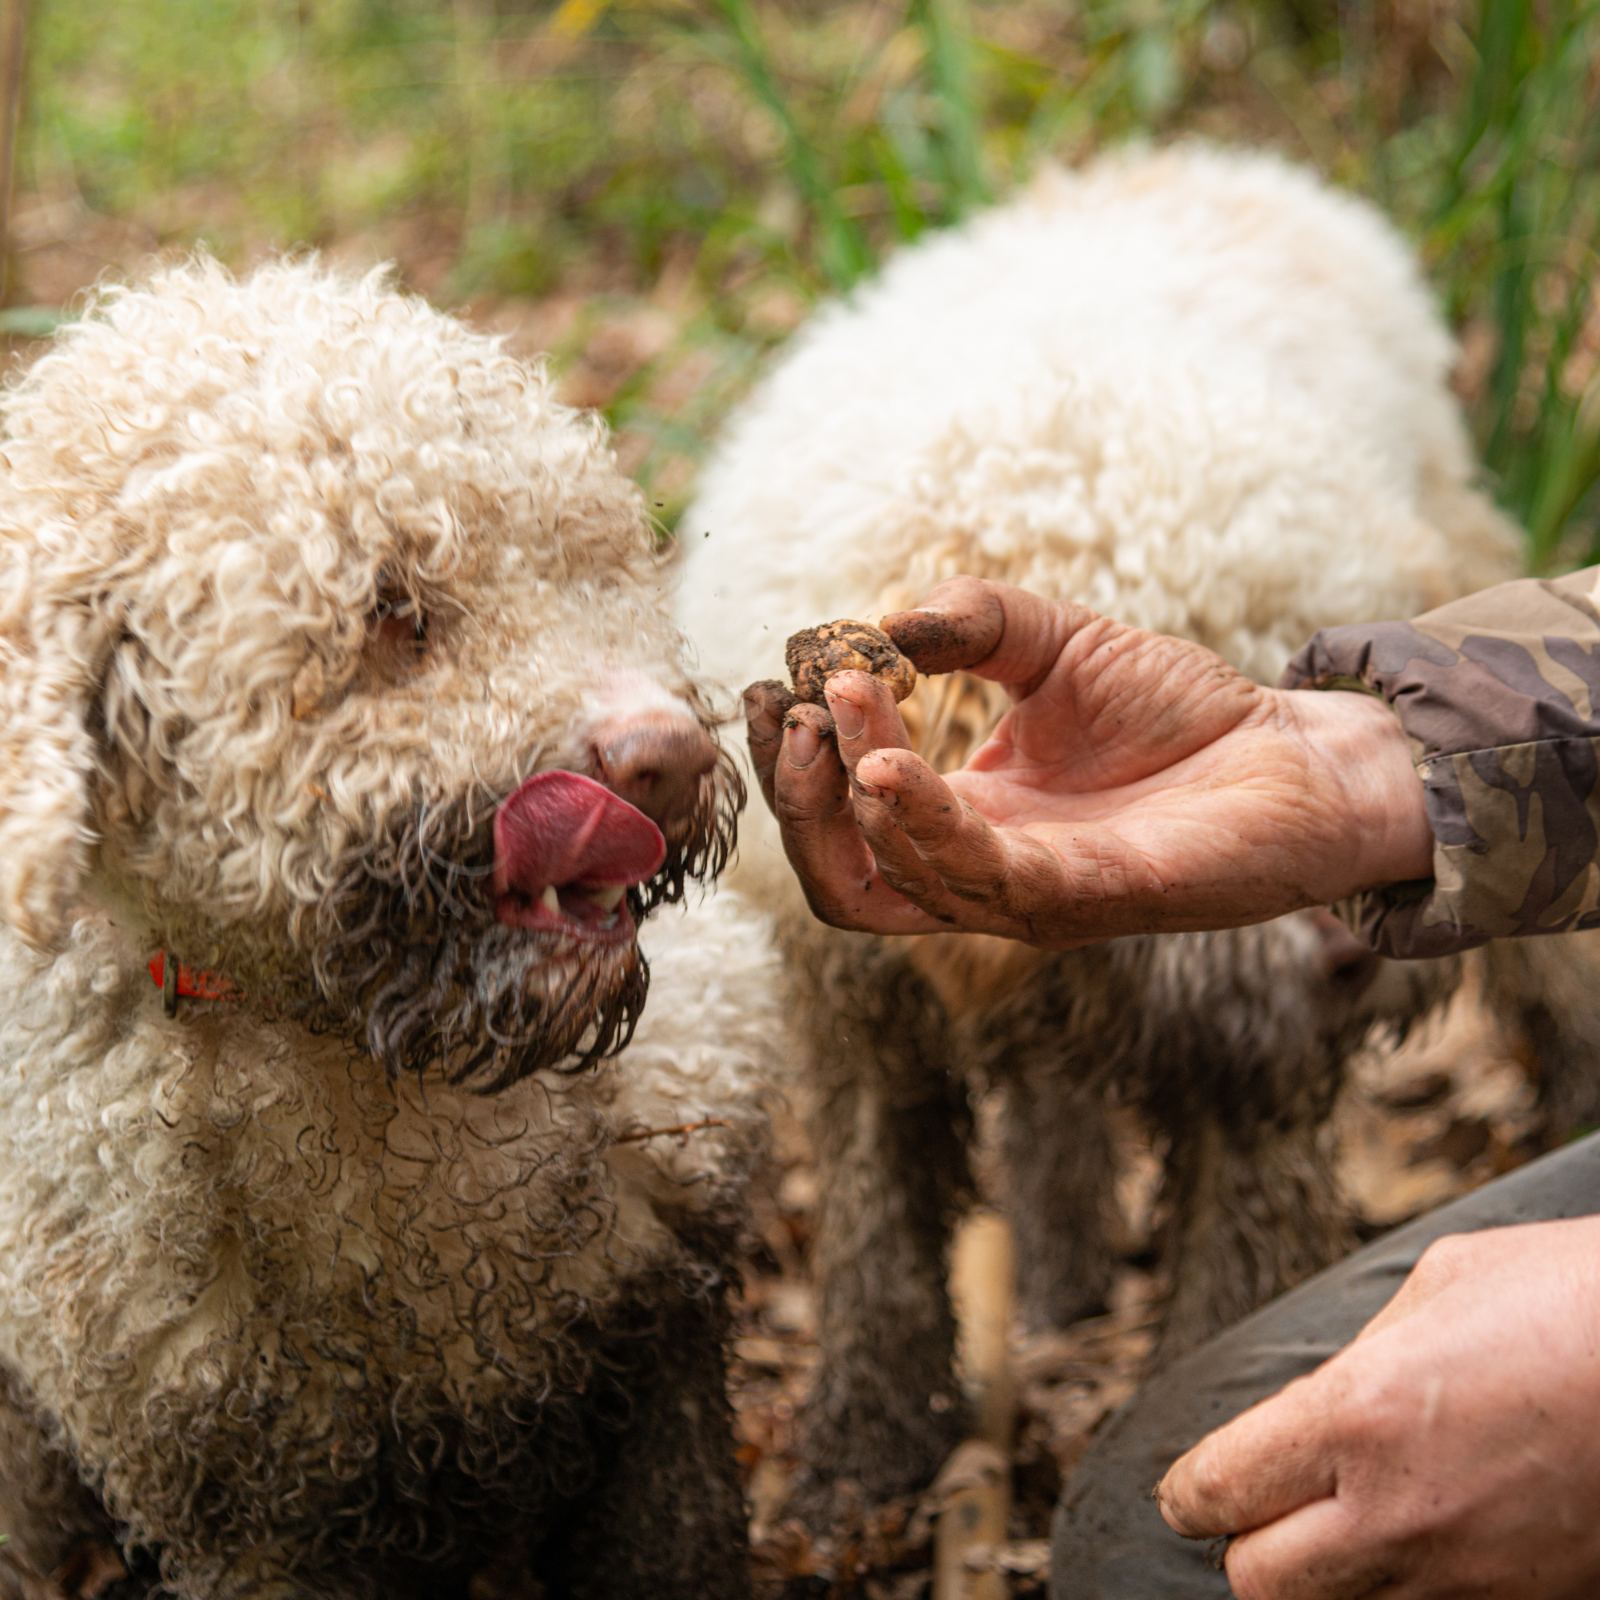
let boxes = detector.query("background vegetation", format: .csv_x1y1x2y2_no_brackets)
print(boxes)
11,0,1600,564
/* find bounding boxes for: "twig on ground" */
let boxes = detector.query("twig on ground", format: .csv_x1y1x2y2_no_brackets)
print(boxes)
934,1209,1017,1599
613,1116,730,1145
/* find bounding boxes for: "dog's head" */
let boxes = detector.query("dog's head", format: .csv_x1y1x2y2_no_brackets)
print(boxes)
0,257,740,1086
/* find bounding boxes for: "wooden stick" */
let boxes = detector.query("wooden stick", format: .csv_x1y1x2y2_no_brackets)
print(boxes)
612,1116,729,1145
0,0,29,307
933,1208,1016,1600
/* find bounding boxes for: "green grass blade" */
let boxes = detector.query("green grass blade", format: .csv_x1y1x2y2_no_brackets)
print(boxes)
871,125,929,241
709,0,871,288
0,305,67,337
913,0,990,213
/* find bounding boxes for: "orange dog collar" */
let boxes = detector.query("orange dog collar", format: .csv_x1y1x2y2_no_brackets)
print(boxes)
148,952,239,1016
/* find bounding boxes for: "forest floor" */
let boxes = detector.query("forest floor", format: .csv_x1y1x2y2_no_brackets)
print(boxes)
728,968,1547,1598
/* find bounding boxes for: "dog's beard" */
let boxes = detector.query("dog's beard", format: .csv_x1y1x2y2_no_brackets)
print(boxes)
307,749,742,1091
313,911,648,1090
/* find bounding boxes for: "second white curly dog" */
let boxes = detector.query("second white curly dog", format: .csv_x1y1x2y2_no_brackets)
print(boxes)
677,143,1526,1515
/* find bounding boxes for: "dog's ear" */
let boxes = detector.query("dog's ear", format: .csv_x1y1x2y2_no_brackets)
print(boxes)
0,594,104,951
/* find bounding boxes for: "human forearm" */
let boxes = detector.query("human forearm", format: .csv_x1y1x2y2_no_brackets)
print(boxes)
1285,567,1600,957
1276,686,1434,900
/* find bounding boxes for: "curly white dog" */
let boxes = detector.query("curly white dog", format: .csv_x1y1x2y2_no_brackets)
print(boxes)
0,259,773,1600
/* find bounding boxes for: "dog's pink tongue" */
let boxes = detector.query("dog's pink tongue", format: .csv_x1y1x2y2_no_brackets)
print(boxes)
493,771,665,894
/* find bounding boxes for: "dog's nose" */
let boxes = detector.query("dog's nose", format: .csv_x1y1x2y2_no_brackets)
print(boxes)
592,712,718,831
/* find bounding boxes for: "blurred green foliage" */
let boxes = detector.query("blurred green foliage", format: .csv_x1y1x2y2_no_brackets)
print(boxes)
18,0,1600,563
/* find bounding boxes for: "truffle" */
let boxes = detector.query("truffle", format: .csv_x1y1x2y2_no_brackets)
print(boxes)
785,619,918,706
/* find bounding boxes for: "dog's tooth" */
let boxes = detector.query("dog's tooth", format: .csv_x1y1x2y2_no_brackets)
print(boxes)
540,886,561,916
591,886,626,912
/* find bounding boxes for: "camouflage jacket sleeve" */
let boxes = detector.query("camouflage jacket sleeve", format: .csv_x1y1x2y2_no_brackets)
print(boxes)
1281,568,1600,959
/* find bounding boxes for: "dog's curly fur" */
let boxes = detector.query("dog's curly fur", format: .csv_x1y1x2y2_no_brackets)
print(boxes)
675,144,1576,1513
0,258,775,1599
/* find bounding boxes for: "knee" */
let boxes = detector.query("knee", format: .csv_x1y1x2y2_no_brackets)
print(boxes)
1050,1477,1118,1599
1049,1400,1234,1600
1051,1475,1230,1600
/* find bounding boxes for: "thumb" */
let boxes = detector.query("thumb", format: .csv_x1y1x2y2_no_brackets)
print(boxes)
882,575,1087,693
1158,1370,1339,1539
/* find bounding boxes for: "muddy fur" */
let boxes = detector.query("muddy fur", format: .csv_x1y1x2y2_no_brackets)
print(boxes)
550,1280,750,1599
673,143,1596,1513
774,918,1453,1509
782,928,974,1517
1124,928,1448,1345
997,1047,1121,1335
1480,933,1600,1142
0,258,776,1598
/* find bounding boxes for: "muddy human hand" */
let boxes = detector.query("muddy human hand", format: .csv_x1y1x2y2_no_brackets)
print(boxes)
1157,1216,1600,1599
742,576,1432,945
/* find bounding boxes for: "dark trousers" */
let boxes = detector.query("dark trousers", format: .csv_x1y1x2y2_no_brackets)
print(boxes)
1050,1131,1600,1597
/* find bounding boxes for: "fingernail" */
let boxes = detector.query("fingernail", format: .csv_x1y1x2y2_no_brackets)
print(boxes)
786,723,820,768
852,777,887,803
828,691,864,740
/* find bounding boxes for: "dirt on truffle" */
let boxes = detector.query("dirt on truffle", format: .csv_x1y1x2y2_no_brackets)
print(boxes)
785,619,918,706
